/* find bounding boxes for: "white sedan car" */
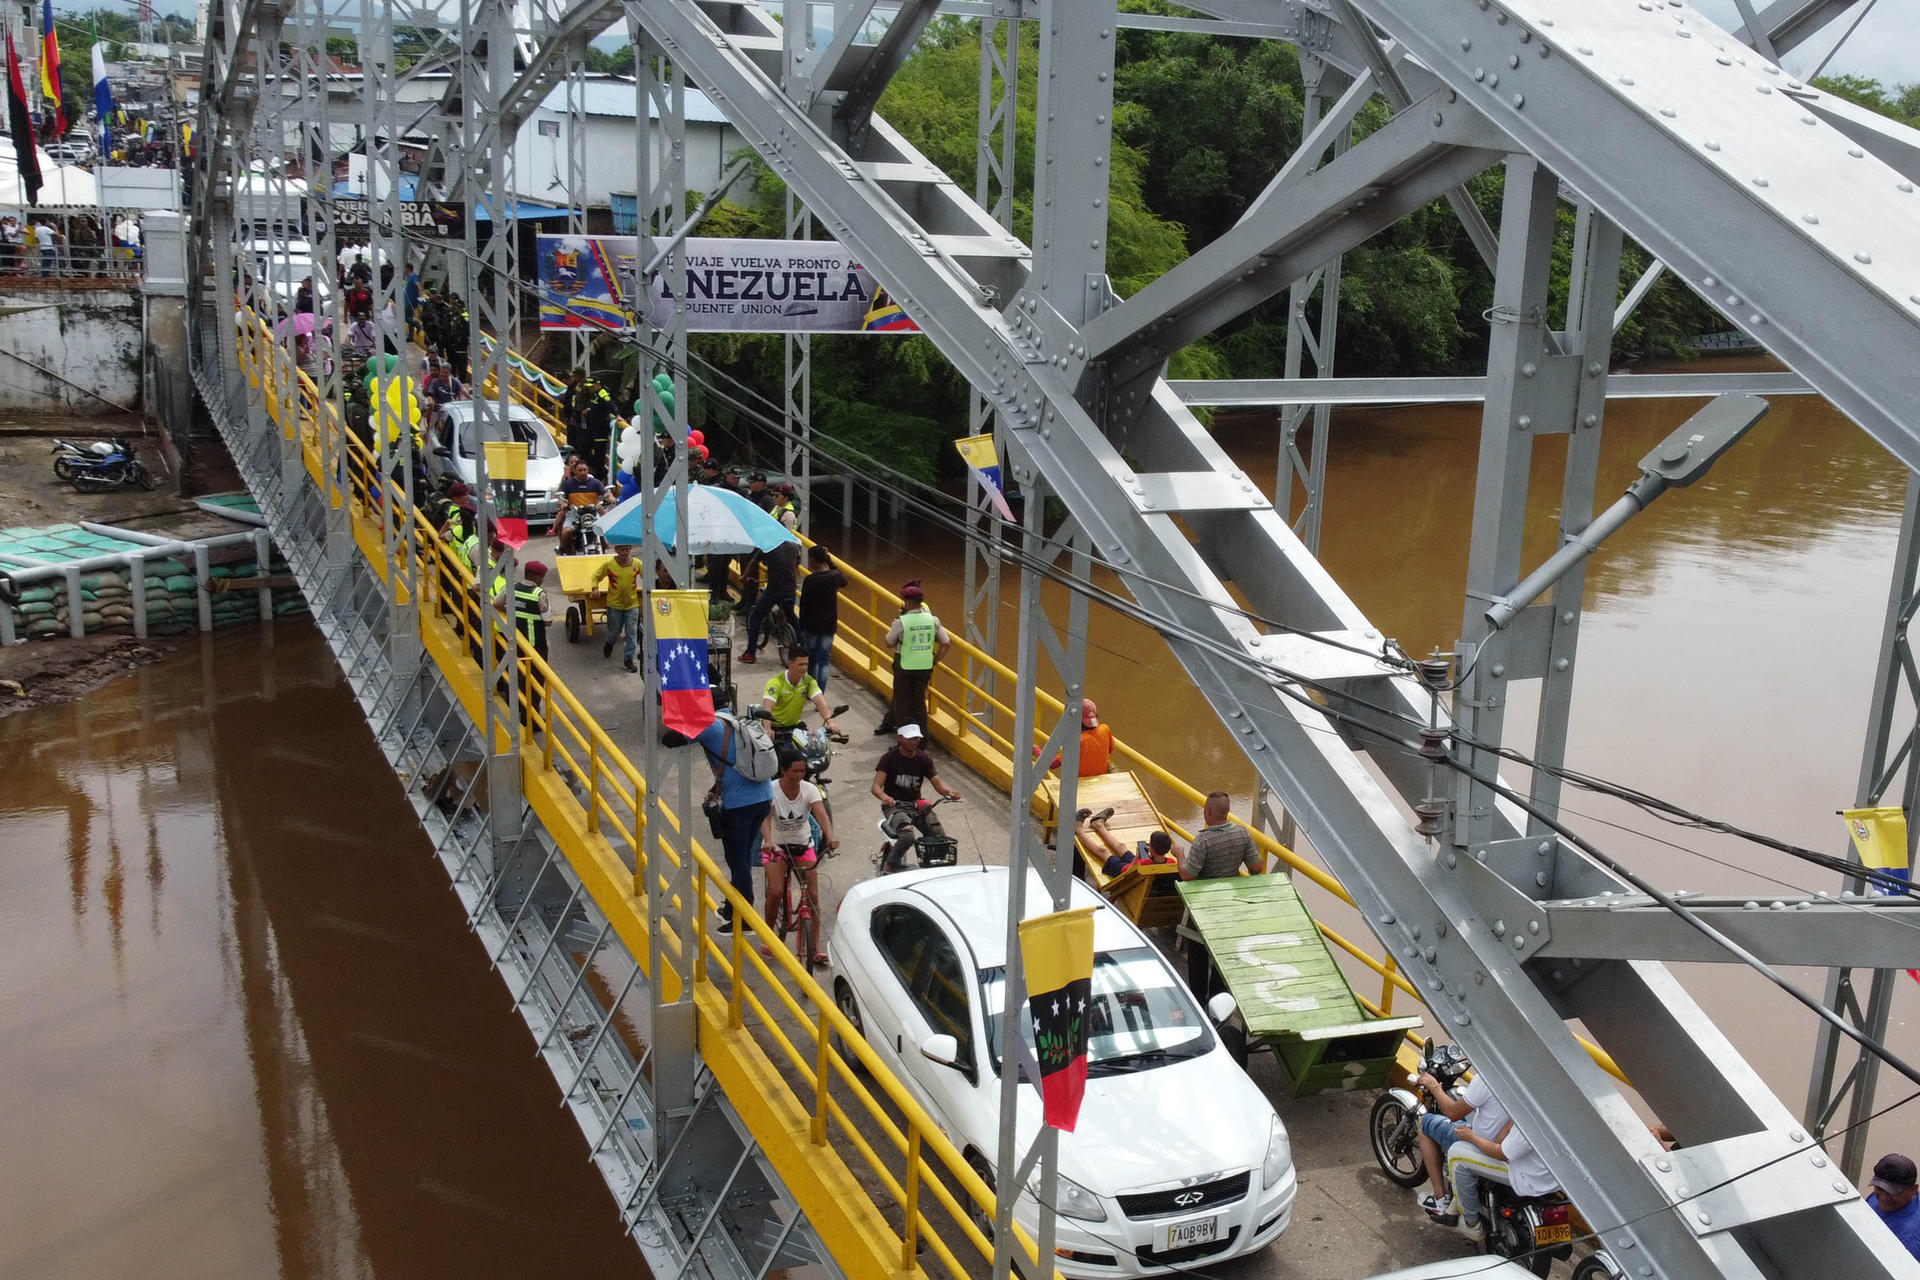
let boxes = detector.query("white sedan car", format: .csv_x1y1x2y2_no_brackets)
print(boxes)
828,867,1296,1278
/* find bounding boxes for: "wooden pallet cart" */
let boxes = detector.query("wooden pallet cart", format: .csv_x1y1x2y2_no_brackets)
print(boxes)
1033,771,1187,929
1177,875,1421,1097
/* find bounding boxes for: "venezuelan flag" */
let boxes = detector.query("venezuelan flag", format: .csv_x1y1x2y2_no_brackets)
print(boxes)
40,0,65,135
955,433,1015,521
863,287,918,333
1844,806,1909,886
655,589,716,738
1018,905,1096,1132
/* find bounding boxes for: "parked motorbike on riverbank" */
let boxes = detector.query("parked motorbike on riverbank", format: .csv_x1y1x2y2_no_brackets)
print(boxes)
52,438,155,493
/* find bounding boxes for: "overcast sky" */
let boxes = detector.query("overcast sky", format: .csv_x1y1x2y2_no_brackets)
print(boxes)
1693,0,1919,89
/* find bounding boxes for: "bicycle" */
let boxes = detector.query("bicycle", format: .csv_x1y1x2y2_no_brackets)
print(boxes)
765,841,830,969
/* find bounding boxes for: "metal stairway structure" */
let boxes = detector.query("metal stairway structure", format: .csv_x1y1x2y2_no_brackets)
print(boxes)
184,1,1920,1278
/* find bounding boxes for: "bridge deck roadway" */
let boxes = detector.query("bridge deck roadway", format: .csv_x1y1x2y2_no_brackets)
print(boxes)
520,528,1486,1280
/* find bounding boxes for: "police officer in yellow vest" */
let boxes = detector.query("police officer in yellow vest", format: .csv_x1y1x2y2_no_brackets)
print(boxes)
880,579,949,736
491,560,552,661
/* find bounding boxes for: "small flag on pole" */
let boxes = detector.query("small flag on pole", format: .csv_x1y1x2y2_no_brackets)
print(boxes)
955,434,1016,521
41,0,66,136
1842,806,1919,983
1018,905,1096,1132
655,590,717,738
91,28,112,156
5,31,40,207
862,286,918,332
482,440,529,548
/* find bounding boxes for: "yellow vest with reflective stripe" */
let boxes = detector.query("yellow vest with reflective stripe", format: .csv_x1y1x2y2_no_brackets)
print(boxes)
899,608,938,670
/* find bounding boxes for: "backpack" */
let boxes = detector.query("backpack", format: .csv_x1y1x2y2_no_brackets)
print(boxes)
717,712,780,782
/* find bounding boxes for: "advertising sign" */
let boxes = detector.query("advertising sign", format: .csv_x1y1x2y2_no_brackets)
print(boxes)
323,199,465,237
536,235,919,334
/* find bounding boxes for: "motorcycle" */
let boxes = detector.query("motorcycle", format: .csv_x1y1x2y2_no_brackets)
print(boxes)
776,703,850,799
54,437,155,492
1369,1038,1576,1278
875,794,961,874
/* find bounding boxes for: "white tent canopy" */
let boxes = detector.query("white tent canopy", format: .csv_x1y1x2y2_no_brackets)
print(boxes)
0,147,101,210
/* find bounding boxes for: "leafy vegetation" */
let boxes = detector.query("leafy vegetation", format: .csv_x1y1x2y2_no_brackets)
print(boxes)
561,20,1919,481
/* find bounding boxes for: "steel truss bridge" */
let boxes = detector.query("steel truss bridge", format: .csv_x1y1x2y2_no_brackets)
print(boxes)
184,1,1920,1277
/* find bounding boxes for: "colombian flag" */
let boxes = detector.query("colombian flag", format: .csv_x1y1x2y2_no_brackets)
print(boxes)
955,434,1016,521
1843,806,1919,983
655,590,716,738
862,286,918,333
1018,905,1096,1131
40,0,65,136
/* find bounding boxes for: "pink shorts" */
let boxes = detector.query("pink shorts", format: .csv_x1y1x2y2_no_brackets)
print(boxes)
763,842,818,868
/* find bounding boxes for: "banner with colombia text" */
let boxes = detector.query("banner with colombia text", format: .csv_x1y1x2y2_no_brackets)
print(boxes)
536,235,917,334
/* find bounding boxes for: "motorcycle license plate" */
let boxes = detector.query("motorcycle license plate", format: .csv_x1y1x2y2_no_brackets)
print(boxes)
1535,1223,1572,1246
1164,1217,1219,1251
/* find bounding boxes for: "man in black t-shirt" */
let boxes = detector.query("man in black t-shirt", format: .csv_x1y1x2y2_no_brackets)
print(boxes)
871,725,961,870
796,544,847,689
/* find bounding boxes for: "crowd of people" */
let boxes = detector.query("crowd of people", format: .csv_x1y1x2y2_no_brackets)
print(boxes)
0,212,142,276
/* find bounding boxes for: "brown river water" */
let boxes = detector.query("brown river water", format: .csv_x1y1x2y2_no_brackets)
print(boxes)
2,367,1914,1273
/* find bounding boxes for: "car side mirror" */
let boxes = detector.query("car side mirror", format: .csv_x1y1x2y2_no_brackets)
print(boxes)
920,1033,960,1067
1208,992,1237,1023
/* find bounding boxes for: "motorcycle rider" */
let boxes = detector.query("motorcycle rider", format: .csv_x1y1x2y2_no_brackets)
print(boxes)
761,647,841,739
1413,1061,1558,1240
871,724,961,871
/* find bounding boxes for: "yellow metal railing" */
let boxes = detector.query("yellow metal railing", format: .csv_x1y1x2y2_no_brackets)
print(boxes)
240,313,1042,1280
481,347,1629,1086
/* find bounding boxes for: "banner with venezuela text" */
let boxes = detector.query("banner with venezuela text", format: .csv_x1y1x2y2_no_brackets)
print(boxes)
1017,905,1096,1132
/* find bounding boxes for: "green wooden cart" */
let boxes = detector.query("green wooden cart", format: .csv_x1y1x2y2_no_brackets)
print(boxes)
1177,875,1422,1097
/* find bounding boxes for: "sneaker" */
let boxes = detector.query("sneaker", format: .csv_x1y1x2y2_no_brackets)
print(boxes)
715,915,735,935
873,724,895,736
623,658,637,673
737,649,757,664
603,641,613,658
1449,1217,1485,1243
1417,1194,1457,1224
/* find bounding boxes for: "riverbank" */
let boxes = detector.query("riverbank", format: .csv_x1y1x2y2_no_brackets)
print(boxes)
0,631,190,715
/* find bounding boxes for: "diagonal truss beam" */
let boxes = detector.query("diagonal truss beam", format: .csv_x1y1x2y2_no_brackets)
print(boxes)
1082,92,1505,382
1344,0,1920,475
1540,897,1920,966
624,3,1918,1275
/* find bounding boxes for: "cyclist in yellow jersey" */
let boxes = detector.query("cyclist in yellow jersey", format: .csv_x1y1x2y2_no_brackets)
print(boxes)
762,647,841,734
591,544,645,672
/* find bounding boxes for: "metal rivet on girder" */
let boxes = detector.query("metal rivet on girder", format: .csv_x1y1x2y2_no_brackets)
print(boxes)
1554,658,1569,671
1454,1013,1472,1027
1492,920,1507,938
1508,54,1520,69
1789,78,1803,89
1656,1158,1673,1172
1704,140,1720,151
1536,872,1549,887
1514,937,1526,949
1677,27,1691,37
1515,416,1532,431
1582,413,1599,427
1443,853,1458,869
1539,16,1554,27
1696,1212,1712,1226
1474,67,1487,82
1522,362,1538,377
1433,111,1446,126
1756,84,1772,94
1749,314,1766,325
1489,73,1501,88
1519,29,1530,42
1855,253,1873,264
1660,107,1676,118
1800,115,1817,125
1460,37,1472,51
1763,63,1779,74
1495,10,1507,22
1491,662,1506,676
1900,182,1915,194
1619,75,1635,86
1587,361,1604,376
1790,1130,1806,1142
1848,147,1864,158
1379,913,1396,925
1703,275,1719,287
1835,1180,1852,1193
1578,45,1593,56
1423,948,1437,964
1752,176,1769,187
1812,1154,1829,1167
1802,214,1819,224
1716,55,1731,66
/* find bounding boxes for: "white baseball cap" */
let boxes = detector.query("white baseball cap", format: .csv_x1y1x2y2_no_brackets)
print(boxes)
896,724,924,739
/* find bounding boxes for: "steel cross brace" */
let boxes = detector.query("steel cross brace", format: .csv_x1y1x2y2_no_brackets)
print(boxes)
623,4,1916,1274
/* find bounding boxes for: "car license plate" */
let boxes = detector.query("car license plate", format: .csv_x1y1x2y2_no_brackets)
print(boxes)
1536,1223,1572,1246
1164,1217,1219,1251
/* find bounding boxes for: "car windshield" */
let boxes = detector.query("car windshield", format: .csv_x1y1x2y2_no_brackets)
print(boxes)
979,946,1212,1076
458,415,558,459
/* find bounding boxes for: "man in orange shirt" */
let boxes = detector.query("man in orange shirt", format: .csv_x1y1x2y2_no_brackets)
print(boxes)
1038,698,1114,776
